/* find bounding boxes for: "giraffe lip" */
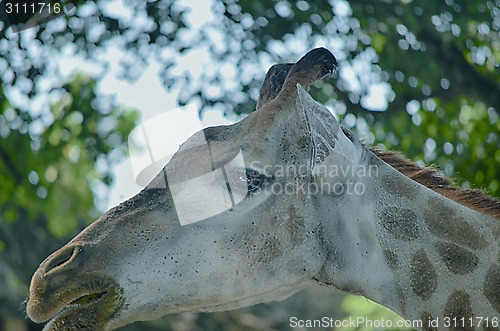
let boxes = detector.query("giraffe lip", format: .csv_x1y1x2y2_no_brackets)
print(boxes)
40,291,114,331
27,269,125,325
69,291,107,306
44,290,109,321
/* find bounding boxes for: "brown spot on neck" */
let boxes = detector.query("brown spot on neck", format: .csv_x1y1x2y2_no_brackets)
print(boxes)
423,198,487,250
444,291,474,330
484,264,500,314
378,207,419,241
434,242,479,275
410,249,437,300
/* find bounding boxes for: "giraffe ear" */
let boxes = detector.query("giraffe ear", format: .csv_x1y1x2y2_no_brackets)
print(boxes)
296,84,362,172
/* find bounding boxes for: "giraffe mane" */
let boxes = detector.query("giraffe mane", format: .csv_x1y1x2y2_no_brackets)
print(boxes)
371,148,500,220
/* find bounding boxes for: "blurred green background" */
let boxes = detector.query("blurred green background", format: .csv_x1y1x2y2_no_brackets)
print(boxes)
1,0,499,330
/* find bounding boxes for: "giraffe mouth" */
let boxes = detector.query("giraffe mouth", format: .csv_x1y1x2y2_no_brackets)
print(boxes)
27,274,124,331
68,291,107,306
41,291,110,330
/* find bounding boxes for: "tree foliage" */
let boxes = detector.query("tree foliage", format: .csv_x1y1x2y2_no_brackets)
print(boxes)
1,0,499,329
3,0,497,194
0,74,138,322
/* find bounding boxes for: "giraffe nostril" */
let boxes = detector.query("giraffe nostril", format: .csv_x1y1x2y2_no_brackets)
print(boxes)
45,246,78,273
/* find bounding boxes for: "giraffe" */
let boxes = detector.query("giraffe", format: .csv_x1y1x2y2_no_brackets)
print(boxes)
27,48,500,330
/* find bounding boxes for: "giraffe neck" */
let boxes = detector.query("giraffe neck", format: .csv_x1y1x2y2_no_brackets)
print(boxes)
314,150,500,324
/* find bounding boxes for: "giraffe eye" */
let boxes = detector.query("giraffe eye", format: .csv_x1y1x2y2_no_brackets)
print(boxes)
245,169,272,195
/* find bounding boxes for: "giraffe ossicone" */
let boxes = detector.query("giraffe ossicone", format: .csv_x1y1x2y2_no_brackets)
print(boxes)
27,48,500,330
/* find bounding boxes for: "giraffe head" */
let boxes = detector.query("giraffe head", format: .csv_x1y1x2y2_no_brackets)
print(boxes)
27,47,500,330
27,49,366,330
